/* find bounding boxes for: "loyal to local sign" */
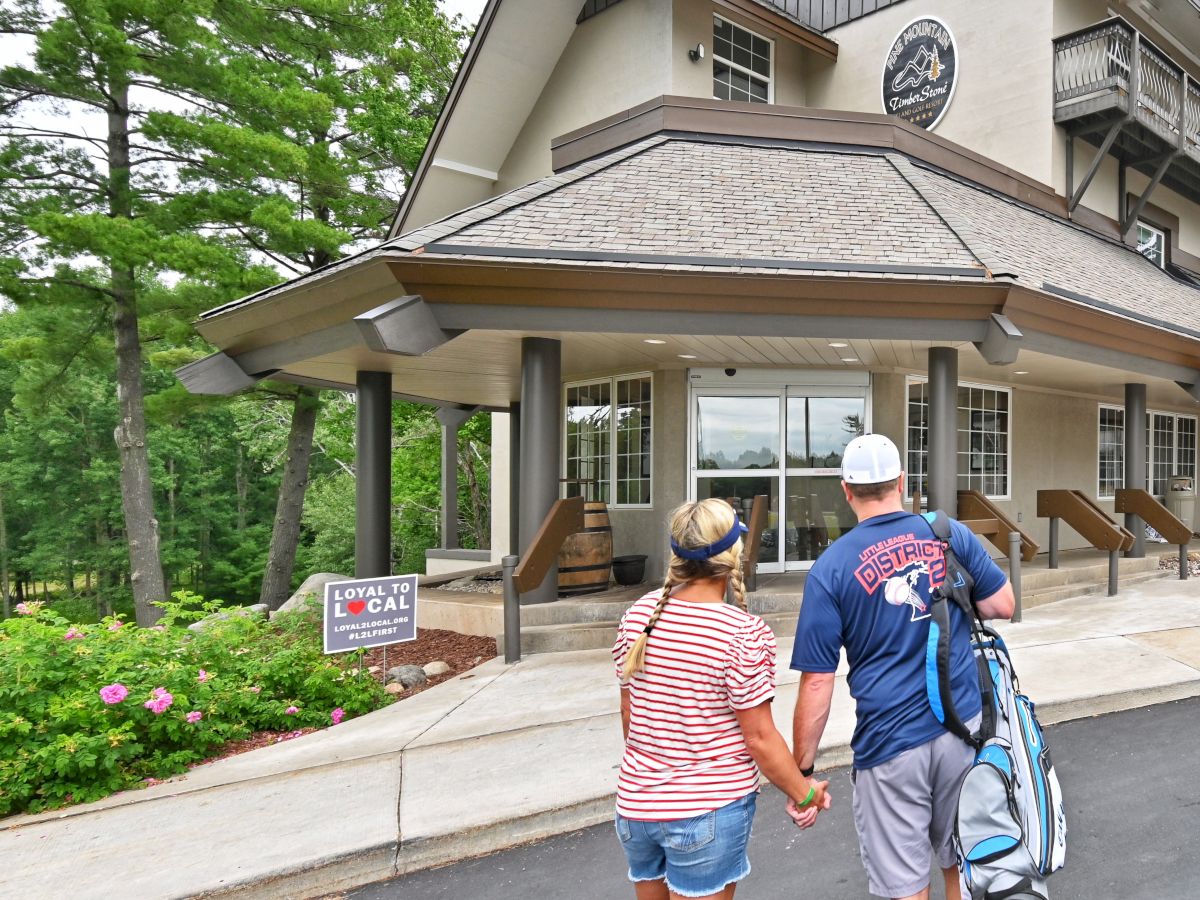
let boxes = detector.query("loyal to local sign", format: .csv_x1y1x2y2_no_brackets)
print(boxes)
323,574,417,654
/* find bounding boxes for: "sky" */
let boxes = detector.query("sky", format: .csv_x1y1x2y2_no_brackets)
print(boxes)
441,0,488,27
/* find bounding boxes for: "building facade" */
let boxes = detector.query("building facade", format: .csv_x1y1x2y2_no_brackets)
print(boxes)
183,0,1200,591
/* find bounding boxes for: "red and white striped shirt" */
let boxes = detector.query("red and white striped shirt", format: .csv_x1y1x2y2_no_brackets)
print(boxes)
612,590,777,821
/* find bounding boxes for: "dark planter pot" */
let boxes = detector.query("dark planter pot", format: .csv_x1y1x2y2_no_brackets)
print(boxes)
611,554,648,586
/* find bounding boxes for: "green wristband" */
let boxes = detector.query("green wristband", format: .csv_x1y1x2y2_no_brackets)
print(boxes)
797,785,816,808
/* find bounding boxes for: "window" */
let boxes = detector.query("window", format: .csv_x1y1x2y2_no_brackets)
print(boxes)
1098,405,1124,499
1095,405,1196,497
564,374,652,506
713,15,772,104
906,379,1011,500
1137,221,1166,268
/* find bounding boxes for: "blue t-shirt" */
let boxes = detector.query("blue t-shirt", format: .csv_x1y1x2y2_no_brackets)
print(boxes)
790,510,1008,770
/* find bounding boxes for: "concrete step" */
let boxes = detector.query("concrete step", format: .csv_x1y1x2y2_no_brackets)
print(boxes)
506,561,1179,655
1020,567,1171,610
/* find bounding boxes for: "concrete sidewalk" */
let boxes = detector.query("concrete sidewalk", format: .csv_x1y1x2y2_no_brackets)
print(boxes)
5,578,1200,899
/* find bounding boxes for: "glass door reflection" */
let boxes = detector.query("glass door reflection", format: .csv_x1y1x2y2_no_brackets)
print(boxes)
695,395,782,571
784,396,864,565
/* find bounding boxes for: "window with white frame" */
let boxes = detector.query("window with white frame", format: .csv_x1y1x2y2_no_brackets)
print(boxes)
564,374,652,506
906,379,1011,499
1095,405,1196,497
1136,221,1166,268
713,15,772,104
1098,405,1124,499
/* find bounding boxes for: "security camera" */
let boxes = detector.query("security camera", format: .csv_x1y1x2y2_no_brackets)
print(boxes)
724,368,737,377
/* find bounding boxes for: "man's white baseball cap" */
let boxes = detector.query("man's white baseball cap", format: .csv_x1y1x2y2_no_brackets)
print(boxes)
841,434,903,484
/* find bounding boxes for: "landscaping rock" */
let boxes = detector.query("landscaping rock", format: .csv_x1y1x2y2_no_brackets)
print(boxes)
273,572,348,617
422,660,451,677
387,665,428,688
384,683,405,695
187,603,269,633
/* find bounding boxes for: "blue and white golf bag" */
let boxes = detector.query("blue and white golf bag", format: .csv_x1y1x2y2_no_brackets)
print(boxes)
924,512,1067,900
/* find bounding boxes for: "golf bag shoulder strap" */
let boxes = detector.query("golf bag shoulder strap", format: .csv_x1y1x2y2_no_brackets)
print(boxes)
923,509,988,748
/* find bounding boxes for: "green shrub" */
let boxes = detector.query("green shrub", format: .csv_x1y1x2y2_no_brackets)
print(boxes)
0,592,390,817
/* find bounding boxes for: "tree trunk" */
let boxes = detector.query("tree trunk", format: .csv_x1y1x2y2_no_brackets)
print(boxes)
0,485,10,618
107,80,167,625
259,387,320,609
235,446,248,532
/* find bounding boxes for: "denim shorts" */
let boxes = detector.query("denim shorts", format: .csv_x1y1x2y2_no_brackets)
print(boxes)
614,792,757,897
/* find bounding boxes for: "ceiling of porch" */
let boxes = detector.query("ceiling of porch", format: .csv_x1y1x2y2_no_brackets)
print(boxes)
282,330,1200,414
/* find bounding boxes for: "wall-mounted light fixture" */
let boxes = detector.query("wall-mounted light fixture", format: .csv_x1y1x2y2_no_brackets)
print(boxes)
688,43,705,62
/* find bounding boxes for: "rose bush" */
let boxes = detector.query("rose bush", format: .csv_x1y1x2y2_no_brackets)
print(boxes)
0,592,389,816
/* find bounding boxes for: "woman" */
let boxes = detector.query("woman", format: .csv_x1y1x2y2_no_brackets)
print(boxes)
613,498,830,900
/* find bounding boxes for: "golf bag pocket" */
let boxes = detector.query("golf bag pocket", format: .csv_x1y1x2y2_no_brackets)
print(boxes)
957,741,1048,900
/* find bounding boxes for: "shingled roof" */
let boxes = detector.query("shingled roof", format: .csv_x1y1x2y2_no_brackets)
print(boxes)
201,132,1200,344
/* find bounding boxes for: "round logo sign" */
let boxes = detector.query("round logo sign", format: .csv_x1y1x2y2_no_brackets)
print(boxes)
882,16,957,130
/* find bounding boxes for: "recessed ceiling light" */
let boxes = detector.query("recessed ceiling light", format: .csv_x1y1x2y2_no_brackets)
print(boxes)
1014,370,1029,375
841,357,859,363
678,354,697,359
829,341,848,348
643,338,666,345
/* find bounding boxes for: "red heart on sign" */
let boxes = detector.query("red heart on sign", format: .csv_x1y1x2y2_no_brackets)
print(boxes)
347,600,367,616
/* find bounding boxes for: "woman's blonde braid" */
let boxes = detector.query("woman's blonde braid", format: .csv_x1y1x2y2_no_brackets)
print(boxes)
728,557,748,612
620,577,674,681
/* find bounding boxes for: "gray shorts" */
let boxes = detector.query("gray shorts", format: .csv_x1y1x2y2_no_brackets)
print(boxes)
851,723,978,898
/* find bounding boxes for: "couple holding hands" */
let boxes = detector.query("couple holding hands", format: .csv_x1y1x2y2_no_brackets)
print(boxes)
612,435,1015,900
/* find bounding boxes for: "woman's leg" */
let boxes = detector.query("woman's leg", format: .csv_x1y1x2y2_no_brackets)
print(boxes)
635,880,669,900
666,882,737,900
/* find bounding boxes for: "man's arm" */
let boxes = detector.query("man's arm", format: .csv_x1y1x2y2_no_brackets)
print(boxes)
975,581,1015,620
792,671,835,771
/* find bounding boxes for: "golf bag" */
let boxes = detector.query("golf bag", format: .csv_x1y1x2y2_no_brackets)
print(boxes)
924,511,1066,900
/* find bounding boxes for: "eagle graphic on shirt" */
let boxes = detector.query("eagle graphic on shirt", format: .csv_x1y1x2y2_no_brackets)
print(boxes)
853,533,947,623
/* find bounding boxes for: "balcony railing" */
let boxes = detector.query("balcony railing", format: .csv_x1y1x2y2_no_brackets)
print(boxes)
1054,17,1200,213
1054,17,1199,162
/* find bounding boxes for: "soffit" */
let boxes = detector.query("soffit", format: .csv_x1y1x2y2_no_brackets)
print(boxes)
269,333,1200,413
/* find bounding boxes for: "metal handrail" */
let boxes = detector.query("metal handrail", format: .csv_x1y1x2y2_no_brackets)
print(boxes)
1054,16,1192,154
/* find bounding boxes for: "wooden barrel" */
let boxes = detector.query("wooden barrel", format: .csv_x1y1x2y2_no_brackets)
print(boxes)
557,501,613,596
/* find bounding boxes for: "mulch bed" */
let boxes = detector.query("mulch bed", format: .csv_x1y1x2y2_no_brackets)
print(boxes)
358,627,498,696
188,629,497,771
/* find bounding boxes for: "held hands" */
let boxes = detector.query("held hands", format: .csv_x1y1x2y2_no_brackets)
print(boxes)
786,779,831,829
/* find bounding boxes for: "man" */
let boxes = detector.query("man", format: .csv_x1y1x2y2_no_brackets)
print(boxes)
790,433,1015,900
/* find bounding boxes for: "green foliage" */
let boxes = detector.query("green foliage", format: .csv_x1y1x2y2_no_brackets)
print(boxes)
0,593,389,817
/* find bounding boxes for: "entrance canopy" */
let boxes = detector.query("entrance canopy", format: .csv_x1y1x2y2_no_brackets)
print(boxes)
182,100,1200,410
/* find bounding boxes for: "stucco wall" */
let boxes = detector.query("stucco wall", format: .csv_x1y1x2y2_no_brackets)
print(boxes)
804,0,1056,186
670,0,809,106
496,0,672,192
608,368,688,585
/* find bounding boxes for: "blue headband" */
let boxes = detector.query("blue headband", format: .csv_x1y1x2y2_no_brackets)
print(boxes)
670,513,749,561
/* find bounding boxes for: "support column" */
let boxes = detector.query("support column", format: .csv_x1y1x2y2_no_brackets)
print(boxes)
928,347,959,516
1125,382,1147,559
435,407,475,550
518,339,561,605
509,402,521,557
356,371,392,578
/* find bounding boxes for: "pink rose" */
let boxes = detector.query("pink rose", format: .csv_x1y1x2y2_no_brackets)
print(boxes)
197,669,211,683
248,686,261,694
64,627,84,641
185,711,203,724
99,683,129,705
15,601,42,615
330,707,345,725
143,687,174,715
285,705,299,715
108,621,123,632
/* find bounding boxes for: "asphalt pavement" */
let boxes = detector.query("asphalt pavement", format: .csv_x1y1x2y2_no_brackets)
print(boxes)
347,697,1200,900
